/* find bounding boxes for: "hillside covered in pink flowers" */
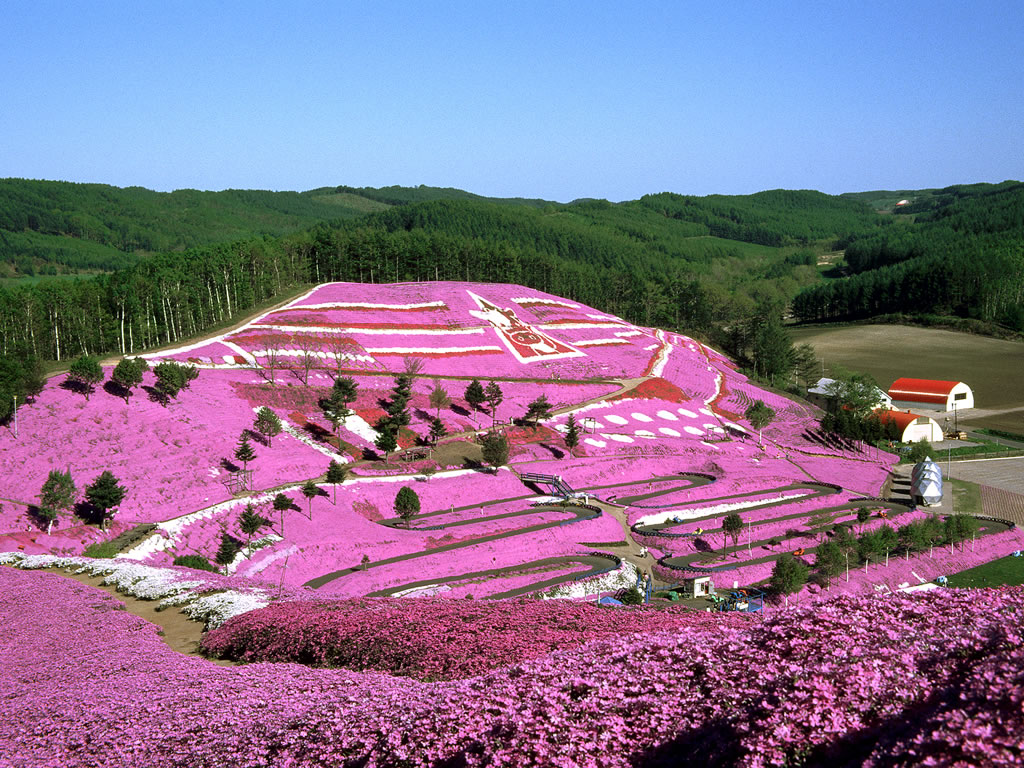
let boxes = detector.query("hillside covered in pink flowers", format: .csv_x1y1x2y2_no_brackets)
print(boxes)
1,281,1022,766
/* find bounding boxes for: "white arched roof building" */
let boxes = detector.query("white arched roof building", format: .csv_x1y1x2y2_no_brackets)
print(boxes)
874,409,944,443
888,378,974,412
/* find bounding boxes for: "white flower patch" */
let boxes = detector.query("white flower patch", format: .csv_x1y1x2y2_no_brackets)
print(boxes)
699,408,714,417
614,330,644,338
631,413,653,423
636,494,807,526
252,324,485,336
537,322,626,330
603,433,635,443
677,408,698,418
584,438,607,448
684,426,704,435
644,344,659,351
605,415,629,426
656,410,678,421
648,329,672,378
542,561,638,600
182,591,270,629
658,427,681,437
223,341,258,366
277,416,351,460
251,348,375,364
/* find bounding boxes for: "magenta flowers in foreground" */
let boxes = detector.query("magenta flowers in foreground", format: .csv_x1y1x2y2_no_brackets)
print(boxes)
3,567,1022,767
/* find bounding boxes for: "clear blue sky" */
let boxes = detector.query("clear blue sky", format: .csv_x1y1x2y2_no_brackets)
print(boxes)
2,1,1021,201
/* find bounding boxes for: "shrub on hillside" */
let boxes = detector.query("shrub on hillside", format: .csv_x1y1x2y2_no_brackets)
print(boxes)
173,554,218,573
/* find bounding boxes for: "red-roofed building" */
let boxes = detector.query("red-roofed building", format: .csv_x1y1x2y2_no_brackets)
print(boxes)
888,378,974,412
874,409,943,443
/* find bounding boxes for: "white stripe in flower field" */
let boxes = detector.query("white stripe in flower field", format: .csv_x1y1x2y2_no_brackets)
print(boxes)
510,297,580,308
536,322,626,330
648,329,671,378
290,300,448,310
223,341,258,366
361,345,504,355
251,324,485,336
251,349,375,363
636,493,808,526
572,338,631,347
614,330,644,337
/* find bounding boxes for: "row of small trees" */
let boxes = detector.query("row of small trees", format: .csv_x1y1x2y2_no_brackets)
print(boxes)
65,354,198,406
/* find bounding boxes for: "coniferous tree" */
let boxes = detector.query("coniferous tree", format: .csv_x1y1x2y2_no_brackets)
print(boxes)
272,492,292,532
234,431,256,473
394,486,421,528
325,460,348,505
524,394,554,429
84,470,127,531
239,502,270,548
300,479,319,519
484,381,504,425
465,379,486,411
428,416,447,445
215,532,242,571
564,413,580,456
254,407,282,447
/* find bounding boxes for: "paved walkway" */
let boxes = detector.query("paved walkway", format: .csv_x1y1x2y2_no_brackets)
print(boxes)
946,456,1024,496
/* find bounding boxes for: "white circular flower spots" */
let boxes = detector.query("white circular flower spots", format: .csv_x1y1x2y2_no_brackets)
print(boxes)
635,430,656,439
631,412,653,423
656,410,678,421
677,408,698,418
699,408,714,417
605,433,634,443
658,427,681,437
584,438,607,448
684,426,704,436
605,415,629,426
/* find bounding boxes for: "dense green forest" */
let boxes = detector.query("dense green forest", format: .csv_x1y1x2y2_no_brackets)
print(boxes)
0,179,379,276
793,183,1024,329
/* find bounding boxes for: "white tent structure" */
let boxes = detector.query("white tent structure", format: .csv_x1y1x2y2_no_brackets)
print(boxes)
911,458,943,506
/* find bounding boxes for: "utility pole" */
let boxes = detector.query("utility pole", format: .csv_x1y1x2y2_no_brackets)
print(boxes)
12,395,16,439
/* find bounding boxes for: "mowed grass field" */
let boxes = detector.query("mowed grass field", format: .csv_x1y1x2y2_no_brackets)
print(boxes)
790,324,1024,433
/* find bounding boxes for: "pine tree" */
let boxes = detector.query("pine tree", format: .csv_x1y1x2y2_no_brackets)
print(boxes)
325,460,348,505
254,407,282,447
215,532,242,571
321,377,358,440
394,486,421,528
524,394,553,429
465,379,486,411
564,413,580,456
272,492,292,533
239,502,270,548
234,431,256,473
38,468,77,535
374,417,399,462
484,381,504,425
85,470,127,531
300,479,319,519
769,554,809,605
428,416,447,445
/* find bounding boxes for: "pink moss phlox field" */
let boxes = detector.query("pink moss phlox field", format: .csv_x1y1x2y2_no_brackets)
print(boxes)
199,596,744,680
5,567,1024,767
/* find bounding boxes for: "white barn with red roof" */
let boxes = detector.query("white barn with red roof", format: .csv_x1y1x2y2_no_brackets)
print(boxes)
888,378,974,412
874,409,943,443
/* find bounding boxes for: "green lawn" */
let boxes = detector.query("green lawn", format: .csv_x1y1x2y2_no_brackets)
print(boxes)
949,478,983,517
946,553,1024,588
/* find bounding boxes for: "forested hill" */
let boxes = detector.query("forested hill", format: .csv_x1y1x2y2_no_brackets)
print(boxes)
793,182,1024,330
0,179,388,276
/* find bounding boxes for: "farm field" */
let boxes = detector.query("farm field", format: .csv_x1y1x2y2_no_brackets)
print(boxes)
791,323,1024,432
3,282,1024,766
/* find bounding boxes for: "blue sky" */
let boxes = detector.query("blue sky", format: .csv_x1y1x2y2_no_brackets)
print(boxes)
1,1,1020,201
